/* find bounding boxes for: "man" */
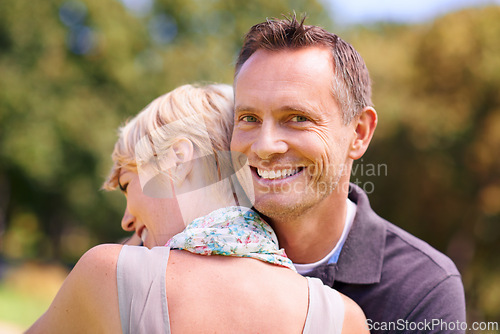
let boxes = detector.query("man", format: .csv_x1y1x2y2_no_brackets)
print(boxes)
230,15,466,333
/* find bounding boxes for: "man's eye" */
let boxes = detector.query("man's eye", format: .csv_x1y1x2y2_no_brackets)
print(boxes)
241,115,258,122
291,115,308,122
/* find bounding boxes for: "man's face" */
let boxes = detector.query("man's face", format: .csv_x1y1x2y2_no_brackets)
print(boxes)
231,47,355,220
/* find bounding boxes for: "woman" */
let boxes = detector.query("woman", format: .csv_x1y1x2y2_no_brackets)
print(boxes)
27,84,368,333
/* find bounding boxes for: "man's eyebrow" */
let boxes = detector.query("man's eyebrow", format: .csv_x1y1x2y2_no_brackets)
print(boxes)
276,104,322,117
276,105,311,113
234,105,257,113
235,104,317,114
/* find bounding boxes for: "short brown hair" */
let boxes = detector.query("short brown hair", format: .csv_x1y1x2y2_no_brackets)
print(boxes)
235,15,373,124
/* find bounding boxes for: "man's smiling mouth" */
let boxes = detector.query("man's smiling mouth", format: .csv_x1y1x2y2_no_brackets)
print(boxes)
255,167,303,180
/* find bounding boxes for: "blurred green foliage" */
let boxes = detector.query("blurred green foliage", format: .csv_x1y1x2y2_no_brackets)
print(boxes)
347,6,500,323
0,0,499,325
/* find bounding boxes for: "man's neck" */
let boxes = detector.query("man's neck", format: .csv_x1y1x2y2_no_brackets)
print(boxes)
265,190,348,264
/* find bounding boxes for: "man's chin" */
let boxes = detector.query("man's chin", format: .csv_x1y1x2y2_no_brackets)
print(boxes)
253,184,335,220
253,197,304,220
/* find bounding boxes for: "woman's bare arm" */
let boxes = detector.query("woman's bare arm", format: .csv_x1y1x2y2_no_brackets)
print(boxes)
341,294,370,334
26,244,122,334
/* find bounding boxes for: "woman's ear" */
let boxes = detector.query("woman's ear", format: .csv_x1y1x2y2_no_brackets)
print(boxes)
170,138,195,184
348,106,378,160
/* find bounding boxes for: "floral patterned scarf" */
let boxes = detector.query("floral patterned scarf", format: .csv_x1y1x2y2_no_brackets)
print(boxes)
166,206,296,272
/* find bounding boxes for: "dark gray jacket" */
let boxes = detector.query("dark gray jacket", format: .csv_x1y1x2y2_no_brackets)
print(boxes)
307,184,466,334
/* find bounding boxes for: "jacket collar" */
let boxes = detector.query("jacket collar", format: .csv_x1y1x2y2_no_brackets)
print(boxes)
334,183,386,284
306,183,386,285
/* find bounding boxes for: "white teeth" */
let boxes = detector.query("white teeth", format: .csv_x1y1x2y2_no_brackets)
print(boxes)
257,168,299,180
141,228,148,244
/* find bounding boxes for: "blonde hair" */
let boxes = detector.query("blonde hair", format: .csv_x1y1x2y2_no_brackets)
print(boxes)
103,84,234,191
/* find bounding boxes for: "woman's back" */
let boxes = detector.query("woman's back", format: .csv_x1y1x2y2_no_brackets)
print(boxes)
118,245,359,334
29,243,366,334
166,249,309,333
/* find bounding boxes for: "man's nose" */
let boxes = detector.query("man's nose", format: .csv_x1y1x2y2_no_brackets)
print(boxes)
121,208,136,232
251,122,288,160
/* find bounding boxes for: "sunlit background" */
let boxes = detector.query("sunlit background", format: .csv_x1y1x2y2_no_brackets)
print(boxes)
1,0,499,332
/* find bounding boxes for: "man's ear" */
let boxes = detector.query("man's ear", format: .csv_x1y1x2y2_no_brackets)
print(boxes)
170,138,195,183
348,106,378,160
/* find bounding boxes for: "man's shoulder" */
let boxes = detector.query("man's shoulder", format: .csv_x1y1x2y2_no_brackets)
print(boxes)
340,184,465,329
383,220,460,278
375,220,466,329
347,183,460,281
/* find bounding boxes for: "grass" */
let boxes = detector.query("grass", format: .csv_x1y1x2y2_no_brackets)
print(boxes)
0,261,68,330
0,283,51,329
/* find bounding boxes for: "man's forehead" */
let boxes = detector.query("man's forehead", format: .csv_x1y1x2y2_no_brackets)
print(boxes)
235,52,333,102
235,48,333,89
237,47,332,74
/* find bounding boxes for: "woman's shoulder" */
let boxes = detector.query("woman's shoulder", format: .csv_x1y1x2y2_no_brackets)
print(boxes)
79,243,123,263
69,244,123,325
304,277,368,334
72,244,123,309
340,294,369,334
75,244,123,280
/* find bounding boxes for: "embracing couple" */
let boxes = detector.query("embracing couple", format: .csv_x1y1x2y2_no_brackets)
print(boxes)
28,15,465,334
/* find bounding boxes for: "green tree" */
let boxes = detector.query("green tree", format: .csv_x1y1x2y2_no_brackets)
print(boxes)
348,6,500,322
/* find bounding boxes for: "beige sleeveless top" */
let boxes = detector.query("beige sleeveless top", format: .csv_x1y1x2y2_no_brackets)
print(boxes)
117,245,344,333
